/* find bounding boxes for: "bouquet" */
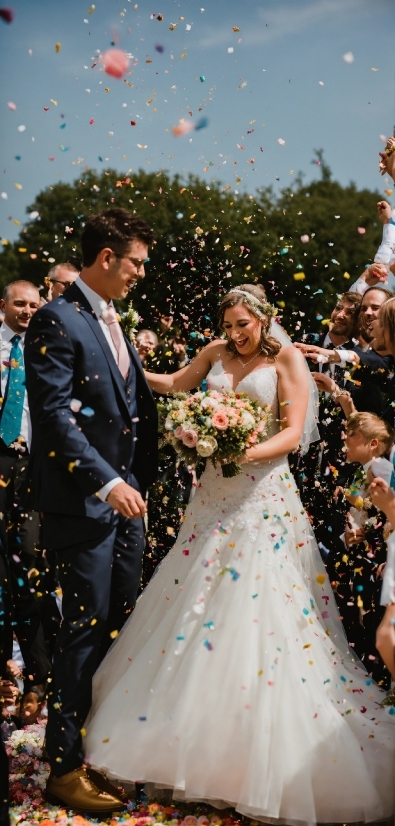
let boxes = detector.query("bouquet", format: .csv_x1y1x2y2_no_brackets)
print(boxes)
5,723,50,808
159,388,271,477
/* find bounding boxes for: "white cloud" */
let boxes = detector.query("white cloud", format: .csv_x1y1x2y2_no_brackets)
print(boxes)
200,0,387,48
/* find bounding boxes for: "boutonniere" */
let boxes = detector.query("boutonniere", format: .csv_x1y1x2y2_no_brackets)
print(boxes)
120,301,141,344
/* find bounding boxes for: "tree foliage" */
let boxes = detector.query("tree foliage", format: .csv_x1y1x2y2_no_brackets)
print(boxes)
0,157,384,335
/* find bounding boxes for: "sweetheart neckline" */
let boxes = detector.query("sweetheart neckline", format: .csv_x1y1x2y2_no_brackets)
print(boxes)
210,358,277,394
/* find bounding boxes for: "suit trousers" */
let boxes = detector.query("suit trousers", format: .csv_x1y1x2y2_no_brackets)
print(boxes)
0,446,50,685
42,511,145,776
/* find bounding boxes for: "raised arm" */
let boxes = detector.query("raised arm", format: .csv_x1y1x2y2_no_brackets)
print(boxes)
243,346,310,463
145,340,225,394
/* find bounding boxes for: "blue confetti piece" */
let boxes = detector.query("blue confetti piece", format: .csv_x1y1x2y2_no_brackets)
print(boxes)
60,123,66,129
80,406,95,417
204,639,213,650
195,116,209,131
301,677,306,682
302,608,309,616
14,155,21,161
176,635,185,640
389,707,395,715
98,156,103,162
138,716,147,721
176,212,183,219
203,620,215,629
199,75,205,82
323,678,330,684
252,593,258,599
340,675,346,682
365,678,372,685
17,578,24,588
229,568,240,580
155,44,165,53
263,512,269,519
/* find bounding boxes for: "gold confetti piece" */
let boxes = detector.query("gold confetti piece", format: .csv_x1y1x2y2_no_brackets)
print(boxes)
343,271,350,279
18,247,27,252
0,479,9,488
169,22,177,30
48,451,55,457
293,272,305,281
80,728,87,737
50,99,58,106
258,669,263,676
104,87,110,92
110,629,119,639
55,42,61,53
316,573,326,585
91,618,97,626
303,643,311,649
189,213,196,219
102,737,109,743
14,183,22,190
88,4,96,13
40,346,47,355
68,461,77,472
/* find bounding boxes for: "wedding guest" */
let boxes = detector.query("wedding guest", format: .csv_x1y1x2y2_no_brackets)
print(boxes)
0,282,50,688
328,412,394,687
20,686,45,726
368,475,395,678
135,329,158,367
348,200,395,295
45,262,79,301
293,292,361,548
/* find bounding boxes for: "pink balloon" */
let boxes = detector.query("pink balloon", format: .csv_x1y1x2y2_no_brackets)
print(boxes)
102,49,130,79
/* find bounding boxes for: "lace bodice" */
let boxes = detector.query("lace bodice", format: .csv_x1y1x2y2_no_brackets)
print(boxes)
206,359,280,436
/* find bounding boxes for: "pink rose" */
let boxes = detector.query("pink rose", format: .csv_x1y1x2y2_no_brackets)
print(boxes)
174,425,185,439
212,409,229,430
208,390,223,400
182,429,198,448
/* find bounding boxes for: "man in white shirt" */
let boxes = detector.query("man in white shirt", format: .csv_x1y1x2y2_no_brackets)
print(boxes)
0,280,50,687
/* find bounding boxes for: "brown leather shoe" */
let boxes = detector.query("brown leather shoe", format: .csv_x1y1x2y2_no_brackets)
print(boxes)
86,767,129,804
46,766,124,813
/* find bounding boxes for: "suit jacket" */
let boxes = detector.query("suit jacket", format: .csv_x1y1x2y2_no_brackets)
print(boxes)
24,283,158,521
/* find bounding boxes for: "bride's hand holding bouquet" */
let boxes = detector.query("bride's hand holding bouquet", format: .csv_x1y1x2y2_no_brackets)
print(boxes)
158,387,271,477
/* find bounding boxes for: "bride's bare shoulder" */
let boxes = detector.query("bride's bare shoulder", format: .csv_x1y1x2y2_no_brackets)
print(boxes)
203,338,228,364
276,344,306,370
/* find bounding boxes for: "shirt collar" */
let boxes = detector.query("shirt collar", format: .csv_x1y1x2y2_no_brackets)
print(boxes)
1,321,25,343
75,277,111,319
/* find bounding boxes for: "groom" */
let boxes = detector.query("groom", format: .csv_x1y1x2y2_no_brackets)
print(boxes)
24,208,158,812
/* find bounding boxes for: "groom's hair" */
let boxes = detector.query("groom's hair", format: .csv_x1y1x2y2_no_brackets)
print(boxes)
81,208,154,267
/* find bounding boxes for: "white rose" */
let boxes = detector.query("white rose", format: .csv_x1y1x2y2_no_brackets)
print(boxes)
196,436,218,457
240,410,255,430
201,396,219,410
165,416,175,431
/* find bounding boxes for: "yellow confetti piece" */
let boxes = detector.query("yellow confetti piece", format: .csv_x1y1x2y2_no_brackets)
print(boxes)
110,630,118,639
14,183,22,190
55,42,61,53
1,239,9,245
316,573,326,585
357,595,363,608
102,737,109,743
88,4,96,13
80,728,87,737
50,99,58,106
18,247,27,252
258,669,263,675
384,189,393,196
189,213,196,219
68,461,77,472
91,618,97,626
0,479,10,488
303,643,311,649
40,346,47,355
293,272,305,281
48,451,55,457
104,87,110,92
343,271,350,279
13,220,20,225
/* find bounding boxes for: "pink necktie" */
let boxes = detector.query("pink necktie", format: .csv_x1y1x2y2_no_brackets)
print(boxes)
101,305,130,380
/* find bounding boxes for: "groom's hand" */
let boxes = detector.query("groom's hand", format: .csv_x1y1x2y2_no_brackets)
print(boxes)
107,482,147,519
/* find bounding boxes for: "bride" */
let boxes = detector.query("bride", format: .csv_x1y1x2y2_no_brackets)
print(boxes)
85,285,395,825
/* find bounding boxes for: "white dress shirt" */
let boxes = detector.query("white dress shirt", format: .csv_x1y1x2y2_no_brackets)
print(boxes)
0,322,31,449
74,278,126,501
381,531,395,606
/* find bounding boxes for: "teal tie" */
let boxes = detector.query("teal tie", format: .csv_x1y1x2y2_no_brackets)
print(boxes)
0,335,25,446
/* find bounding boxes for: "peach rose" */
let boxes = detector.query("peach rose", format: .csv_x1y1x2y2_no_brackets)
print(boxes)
174,425,185,439
182,429,198,448
212,409,229,430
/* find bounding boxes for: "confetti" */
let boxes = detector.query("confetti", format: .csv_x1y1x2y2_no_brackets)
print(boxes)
342,51,354,63
102,49,130,79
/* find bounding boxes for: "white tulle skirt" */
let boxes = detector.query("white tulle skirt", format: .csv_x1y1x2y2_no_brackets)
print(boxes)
85,459,395,825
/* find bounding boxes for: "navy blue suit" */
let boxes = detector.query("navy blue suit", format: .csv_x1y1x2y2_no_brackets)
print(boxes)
24,283,158,775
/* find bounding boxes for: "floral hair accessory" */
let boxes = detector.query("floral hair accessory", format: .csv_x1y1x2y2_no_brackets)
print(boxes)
227,288,278,320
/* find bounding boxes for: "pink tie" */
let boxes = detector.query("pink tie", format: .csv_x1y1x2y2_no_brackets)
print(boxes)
101,305,130,380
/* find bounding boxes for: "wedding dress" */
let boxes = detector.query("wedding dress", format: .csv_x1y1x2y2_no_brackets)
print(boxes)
85,361,395,826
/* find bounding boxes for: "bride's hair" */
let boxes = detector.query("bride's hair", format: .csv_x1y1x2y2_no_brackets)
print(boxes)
218,284,281,361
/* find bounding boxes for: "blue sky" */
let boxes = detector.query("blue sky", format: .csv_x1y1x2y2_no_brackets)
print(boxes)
1,0,394,243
